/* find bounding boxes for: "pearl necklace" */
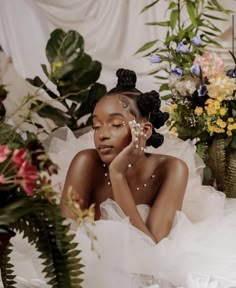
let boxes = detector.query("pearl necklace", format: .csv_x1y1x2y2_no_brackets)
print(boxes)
103,163,155,191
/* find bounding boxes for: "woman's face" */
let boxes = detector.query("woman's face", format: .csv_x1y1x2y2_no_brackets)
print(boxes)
92,94,136,164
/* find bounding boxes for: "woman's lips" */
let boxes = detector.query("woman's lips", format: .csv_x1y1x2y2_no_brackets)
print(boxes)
98,145,113,154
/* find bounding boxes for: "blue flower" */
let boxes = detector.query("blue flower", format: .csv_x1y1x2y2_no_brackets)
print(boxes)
192,36,202,47
176,42,189,54
197,84,207,97
149,54,161,64
226,69,236,78
191,64,201,76
171,67,183,76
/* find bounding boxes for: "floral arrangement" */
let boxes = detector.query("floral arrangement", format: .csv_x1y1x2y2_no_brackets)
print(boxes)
0,56,93,287
138,0,236,196
167,51,236,143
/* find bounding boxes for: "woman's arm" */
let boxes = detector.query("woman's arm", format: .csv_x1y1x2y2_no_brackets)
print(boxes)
146,158,188,242
60,149,97,220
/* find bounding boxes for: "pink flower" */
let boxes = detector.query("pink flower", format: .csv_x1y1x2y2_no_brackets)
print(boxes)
194,52,224,79
0,175,6,184
0,145,11,163
11,149,27,167
17,160,39,196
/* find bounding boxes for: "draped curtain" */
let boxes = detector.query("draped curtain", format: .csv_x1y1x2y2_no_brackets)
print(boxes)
0,0,235,125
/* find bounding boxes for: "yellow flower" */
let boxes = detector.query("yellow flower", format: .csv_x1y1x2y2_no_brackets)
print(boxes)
214,127,222,133
206,99,213,105
227,131,232,136
171,127,177,133
207,125,214,132
217,96,224,102
213,100,220,110
219,108,227,116
216,119,226,128
228,124,233,131
206,106,216,115
228,117,234,123
169,104,177,112
194,106,203,116
208,73,236,99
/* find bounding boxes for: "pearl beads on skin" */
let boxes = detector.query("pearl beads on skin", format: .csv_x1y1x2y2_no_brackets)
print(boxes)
103,163,155,192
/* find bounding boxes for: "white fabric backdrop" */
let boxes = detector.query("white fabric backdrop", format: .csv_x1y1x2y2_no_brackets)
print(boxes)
0,0,235,125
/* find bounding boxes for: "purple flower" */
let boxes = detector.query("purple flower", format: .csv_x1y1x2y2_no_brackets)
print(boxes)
176,42,189,54
149,54,161,64
197,84,207,97
171,67,183,77
191,64,201,76
192,35,202,47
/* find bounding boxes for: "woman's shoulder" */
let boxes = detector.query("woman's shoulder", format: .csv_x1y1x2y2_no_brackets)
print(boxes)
70,149,102,169
149,153,189,177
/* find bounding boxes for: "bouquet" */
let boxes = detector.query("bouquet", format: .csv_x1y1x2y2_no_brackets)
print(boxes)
138,0,236,197
0,73,86,288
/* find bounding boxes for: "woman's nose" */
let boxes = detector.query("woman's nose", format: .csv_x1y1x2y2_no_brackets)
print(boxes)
98,127,111,140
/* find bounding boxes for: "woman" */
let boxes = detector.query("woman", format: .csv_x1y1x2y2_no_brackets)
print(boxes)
59,69,236,288
61,68,188,244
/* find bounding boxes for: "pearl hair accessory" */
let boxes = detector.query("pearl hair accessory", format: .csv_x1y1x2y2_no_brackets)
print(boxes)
129,119,147,151
103,163,155,191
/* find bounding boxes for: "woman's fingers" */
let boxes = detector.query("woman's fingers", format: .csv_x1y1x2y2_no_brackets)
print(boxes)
129,120,146,154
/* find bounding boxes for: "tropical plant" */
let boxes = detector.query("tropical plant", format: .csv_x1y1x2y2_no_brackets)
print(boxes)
27,28,107,132
0,85,93,287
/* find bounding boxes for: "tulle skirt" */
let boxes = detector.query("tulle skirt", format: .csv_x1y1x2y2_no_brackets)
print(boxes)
3,127,236,288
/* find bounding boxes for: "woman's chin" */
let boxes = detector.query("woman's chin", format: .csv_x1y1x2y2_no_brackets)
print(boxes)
99,153,116,165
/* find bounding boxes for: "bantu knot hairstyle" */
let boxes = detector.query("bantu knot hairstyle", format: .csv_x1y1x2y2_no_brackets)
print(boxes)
107,68,140,94
107,68,169,148
137,91,169,148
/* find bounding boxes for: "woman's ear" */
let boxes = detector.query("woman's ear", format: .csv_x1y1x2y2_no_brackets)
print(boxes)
142,122,153,140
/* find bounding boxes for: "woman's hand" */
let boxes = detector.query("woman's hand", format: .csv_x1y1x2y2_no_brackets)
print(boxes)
109,120,147,174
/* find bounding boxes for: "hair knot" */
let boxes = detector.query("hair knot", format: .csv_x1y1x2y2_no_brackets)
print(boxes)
116,68,137,89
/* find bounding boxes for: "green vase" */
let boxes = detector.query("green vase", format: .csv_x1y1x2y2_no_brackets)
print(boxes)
205,137,236,198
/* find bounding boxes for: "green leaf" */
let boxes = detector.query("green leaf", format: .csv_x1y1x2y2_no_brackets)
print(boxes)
159,83,169,92
170,9,179,30
203,13,227,21
26,76,58,100
210,0,232,13
154,75,168,80
134,40,158,54
41,64,50,77
161,94,172,100
140,0,160,13
31,100,73,127
167,1,177,10
46,29,84,65
146,21,170,27
186,1,198,27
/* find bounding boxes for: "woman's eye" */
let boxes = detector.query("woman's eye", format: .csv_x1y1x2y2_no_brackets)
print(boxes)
92,126,101,130
112,124,122,128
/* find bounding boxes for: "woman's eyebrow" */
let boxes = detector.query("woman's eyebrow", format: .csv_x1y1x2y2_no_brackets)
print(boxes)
108,113,125,118
92,113,125,119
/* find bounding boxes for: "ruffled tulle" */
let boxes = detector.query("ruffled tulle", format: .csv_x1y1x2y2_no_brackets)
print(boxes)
3,127,236,288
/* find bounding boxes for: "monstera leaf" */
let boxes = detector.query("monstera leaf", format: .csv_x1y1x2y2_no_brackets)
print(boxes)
27,28,106,131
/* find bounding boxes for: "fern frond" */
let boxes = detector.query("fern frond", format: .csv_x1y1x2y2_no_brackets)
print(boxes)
0,242,16,288
12,198,84,288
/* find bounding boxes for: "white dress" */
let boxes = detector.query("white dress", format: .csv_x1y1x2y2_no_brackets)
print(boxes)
3,127,236,288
